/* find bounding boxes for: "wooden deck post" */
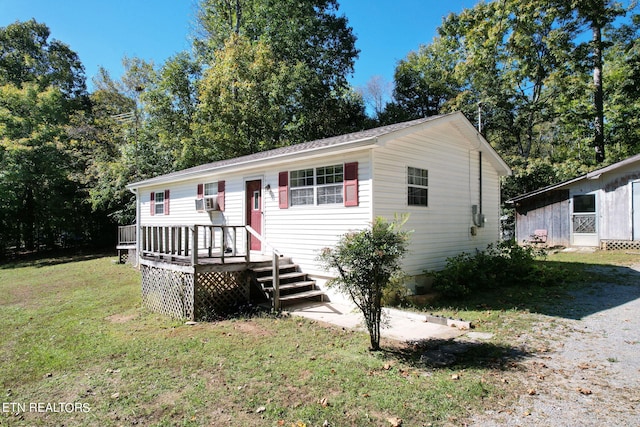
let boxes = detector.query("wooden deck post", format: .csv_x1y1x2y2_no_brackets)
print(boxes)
245,228,251,263
191,225,198,266
272,252,280,311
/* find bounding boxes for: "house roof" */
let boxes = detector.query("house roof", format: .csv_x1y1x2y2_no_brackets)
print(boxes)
127,111,511,189
508,152,640,203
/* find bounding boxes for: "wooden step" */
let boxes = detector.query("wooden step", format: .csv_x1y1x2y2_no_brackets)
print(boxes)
263,281,316,292
278,289,326,301
256,271,307,283
251,263,297,274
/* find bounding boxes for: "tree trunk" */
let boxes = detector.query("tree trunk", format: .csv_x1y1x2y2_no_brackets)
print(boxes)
593,20,605,163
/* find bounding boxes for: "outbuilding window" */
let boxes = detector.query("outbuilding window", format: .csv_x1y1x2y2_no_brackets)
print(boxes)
408,167,428,207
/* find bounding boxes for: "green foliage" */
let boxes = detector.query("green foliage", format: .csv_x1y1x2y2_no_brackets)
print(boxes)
0,20,103,252
429,240,548,298
192,34,307,161
318,216,410,350
382,0,639,197
0,19,86,96
390,36,463,120
194,0,366,145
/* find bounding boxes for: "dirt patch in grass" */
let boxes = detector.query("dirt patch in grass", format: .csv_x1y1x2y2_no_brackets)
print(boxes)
105,312,137,323
229,318,275,337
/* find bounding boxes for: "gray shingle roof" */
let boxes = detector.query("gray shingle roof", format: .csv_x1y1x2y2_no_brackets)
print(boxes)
128,115,444,188
508,152,640,203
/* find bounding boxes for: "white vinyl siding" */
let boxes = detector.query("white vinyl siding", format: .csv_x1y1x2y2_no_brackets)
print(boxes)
136,116,507,291
139,152,371,279
372,121,502,274
264,154,371,277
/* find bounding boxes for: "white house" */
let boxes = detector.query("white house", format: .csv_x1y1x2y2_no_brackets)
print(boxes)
125,112,511,318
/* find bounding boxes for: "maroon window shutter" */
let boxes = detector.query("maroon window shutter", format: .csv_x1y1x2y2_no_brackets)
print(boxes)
278,171,289,209
197,183,204,199
150,192,155,216
164,189,170,215
217,181,225,211
344,162,359,207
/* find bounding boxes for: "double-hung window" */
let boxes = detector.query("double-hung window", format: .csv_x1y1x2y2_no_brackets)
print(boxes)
316,165,344,205
290,164,344,206
408,166,428,207
290,168,314,206
154,191,165,215
204,182,218,198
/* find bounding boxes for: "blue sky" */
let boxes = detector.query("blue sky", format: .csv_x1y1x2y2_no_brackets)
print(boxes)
0,0,477,91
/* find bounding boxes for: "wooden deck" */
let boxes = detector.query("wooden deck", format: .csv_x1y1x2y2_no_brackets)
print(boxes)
139,250,272,272
118,224,323,317
118,223,278,273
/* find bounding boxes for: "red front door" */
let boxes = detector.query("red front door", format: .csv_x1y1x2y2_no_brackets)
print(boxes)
246,180,262,251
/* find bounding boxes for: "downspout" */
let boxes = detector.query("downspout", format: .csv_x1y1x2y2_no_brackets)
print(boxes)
129,187,140,268
479,151,483,220
474,103,485,227
472,151,484,228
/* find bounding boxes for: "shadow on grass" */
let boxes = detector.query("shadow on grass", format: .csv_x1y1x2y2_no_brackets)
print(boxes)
0,249,114,269
424,261,640,321
383,338,530,370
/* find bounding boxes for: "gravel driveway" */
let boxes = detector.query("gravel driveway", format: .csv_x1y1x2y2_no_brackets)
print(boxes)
470,263,640,427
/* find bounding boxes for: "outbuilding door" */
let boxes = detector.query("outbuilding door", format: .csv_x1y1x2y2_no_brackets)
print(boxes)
571,194,598,246
246,180,262,251
633,182,640,240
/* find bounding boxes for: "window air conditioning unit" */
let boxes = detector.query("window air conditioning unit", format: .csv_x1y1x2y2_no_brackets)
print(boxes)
205,196,219,211
195,196,219,212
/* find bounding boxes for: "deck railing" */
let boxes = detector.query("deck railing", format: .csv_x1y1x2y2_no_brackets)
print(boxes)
246,225,284,311
140,225,249,265
117,224,137,247
125,224,286,310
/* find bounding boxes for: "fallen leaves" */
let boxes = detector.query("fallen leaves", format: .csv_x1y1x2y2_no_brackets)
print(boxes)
387,416,403,426
577,387,592,395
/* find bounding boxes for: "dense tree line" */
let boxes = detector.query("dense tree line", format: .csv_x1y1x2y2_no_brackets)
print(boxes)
1,0,639,253
376,0,639,200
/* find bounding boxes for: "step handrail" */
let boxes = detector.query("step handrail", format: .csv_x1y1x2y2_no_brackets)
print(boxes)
245,226,283,257
245,225,283,310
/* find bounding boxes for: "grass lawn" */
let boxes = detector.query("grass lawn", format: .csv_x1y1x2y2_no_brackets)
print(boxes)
0,250,636,426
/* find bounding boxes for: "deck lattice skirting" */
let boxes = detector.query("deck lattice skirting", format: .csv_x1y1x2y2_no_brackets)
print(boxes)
193,270,249,320
141,263,249,321
600,240,640,251
141,264,195,319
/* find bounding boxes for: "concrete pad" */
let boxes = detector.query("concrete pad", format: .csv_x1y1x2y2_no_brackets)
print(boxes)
465,331,494,340
286,302,467,342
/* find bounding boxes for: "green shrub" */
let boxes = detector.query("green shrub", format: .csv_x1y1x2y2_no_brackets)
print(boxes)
428,240,545,297
318,216,410,350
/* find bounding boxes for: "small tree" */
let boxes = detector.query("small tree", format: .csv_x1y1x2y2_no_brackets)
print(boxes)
318,216,410,351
